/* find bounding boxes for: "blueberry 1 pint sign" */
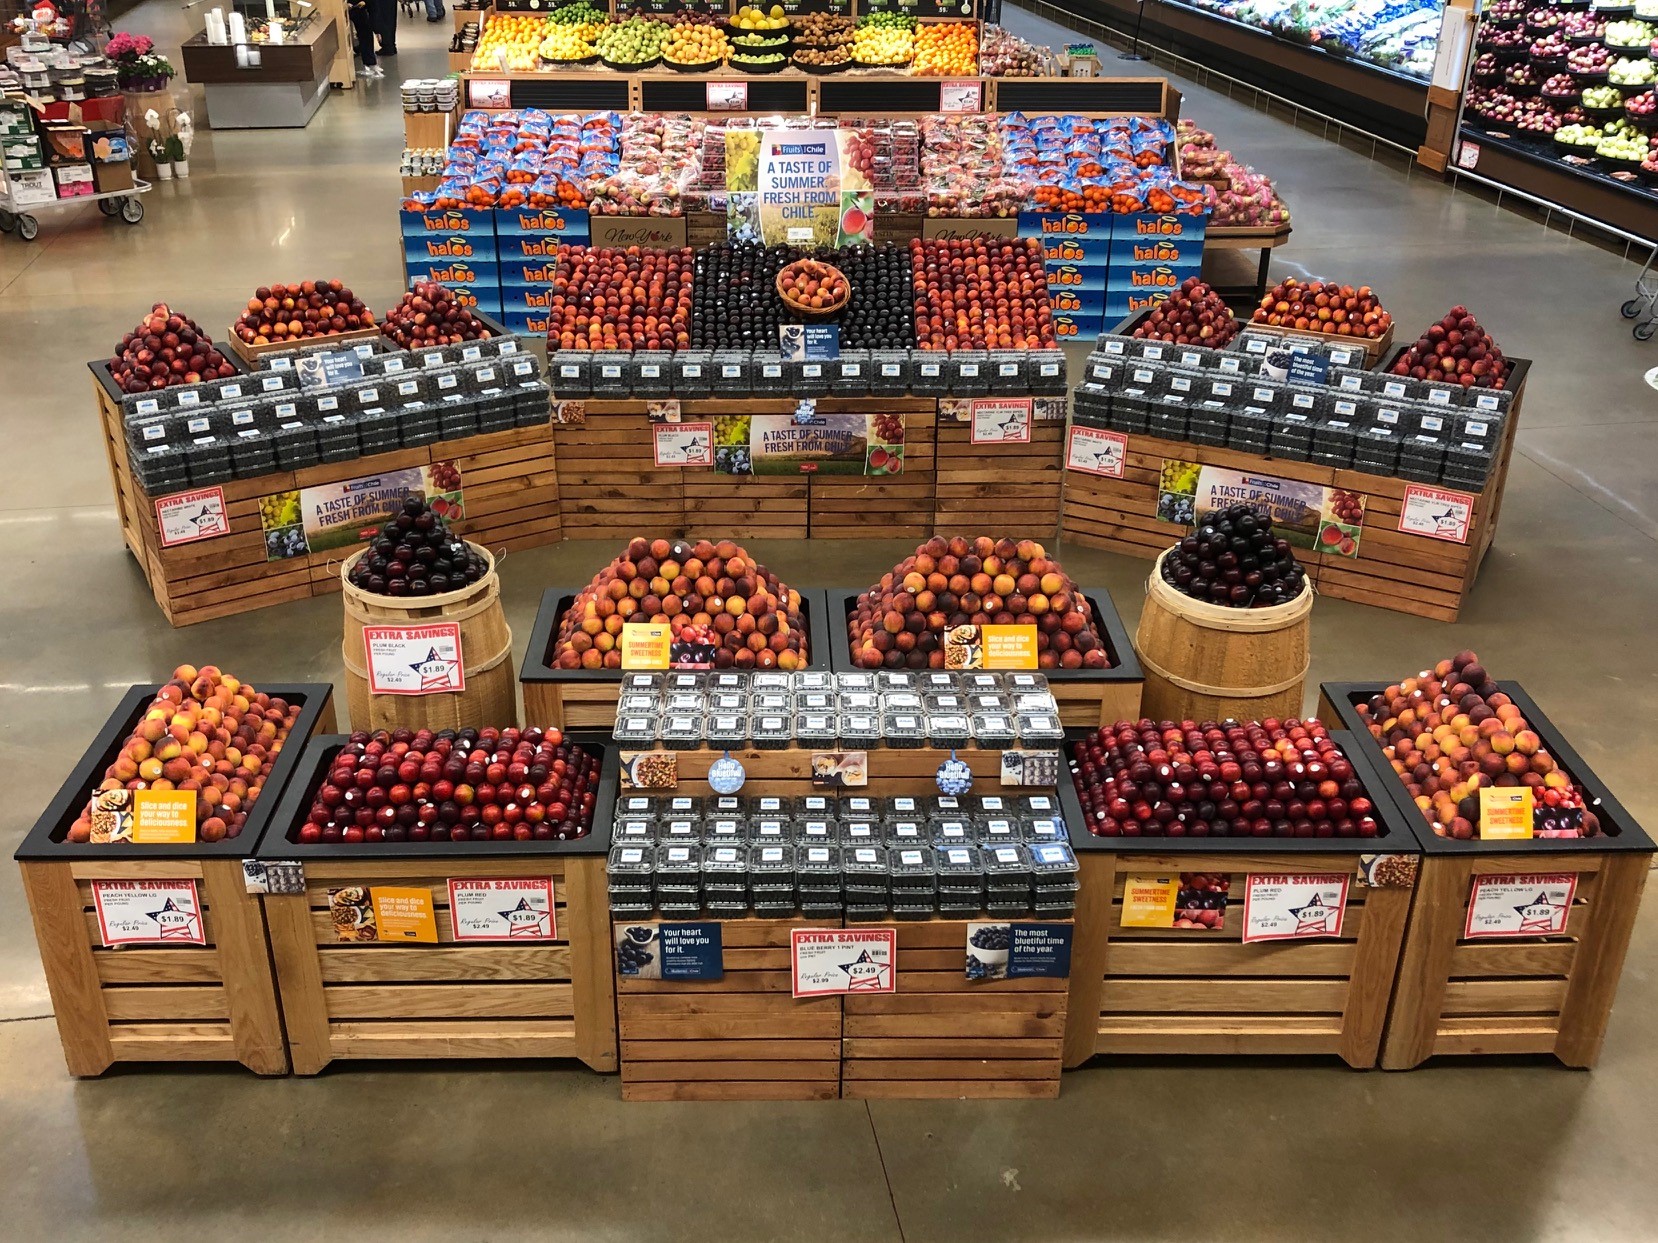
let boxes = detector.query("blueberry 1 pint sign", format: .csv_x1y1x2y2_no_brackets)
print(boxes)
791,927,895,997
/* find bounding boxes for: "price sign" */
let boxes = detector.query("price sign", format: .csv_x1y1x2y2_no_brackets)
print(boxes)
791,927,895,997
939,79,983,112
1465,874,1576,938
448,878,556,941
469,78,511,109
1398,484,1475,544
362,623,465,695
969,398,1033,445
1066,426,1127,478
155,486,229,548
1241,874,1349,943
706,82,749,111
93,880,206,946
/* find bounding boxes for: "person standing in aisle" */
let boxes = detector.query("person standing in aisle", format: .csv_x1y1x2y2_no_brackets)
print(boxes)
372,0,399,59
425,0,446,23
982,0,1003,25
347,0,382,77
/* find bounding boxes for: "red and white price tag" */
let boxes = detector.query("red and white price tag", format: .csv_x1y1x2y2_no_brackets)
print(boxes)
1398,483,1474,544
155,486,229,548
468,78,511,109
363,623,465,695
1066,426,1127,478
939,80,983,113
706,82,749,111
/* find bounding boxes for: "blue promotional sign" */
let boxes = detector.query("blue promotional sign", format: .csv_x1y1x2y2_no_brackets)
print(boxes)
780,323,840,361
1007,923,1074,979
659,923,723,980
1286,351,1331,387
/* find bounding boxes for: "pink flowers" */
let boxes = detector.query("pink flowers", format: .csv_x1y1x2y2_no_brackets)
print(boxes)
106,31,155,62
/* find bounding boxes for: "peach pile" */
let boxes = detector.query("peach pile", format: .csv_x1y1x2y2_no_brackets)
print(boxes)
1356,650,1594,838
110,304,235,393
235,279,374,347
70,665,301,843
1251,277,1392,340
848,536,1111,671
552,537,808,670
777,258,849,315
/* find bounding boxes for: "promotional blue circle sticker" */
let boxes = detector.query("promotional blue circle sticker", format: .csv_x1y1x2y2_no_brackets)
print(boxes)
708,752,746,795
936,752,973,796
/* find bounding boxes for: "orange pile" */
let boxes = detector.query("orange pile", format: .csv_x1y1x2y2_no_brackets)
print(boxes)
911,23,977,75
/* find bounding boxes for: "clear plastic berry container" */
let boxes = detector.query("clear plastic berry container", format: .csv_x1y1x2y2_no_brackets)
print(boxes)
701,842,750,885
1003,672,1050,696
885,795,922,819
613,715,658,746
708,795,747,818
749,843,797,889
797,844,843,889
839,691,881,713
750,713,793,750
1010,689,1060,716
882,712,927,748
662,795,701,818
662,672,706,694
661,715,705,749
880,690,925,713
653,843,702,890
971,712,1018,748
663,692,706,715
839,820,883,850
876,671,918,692
705,712,749,751
707,691,749,714
841,795,878,819
1015,712,1064,745
979,817,1024,849
752,671,793,693
928,795,968,817
750,818,794,847
798,795,835,819
794,670,835,693
885,820,928,847
704,816,750,846
617,692,658,716
1028,840,1079,881
795,712,838,748
750,690,792,715
1024,817,1068,843
607,844,655,884
982,843,1034,886
795,818,838,848
614,819,656,848
795,689,836,714
614,795,661,821
1017,793,1060,817
924,691,970,713
838,712,881,748
659,817,703,846
888,845,936,885
621,672,664,695
927,713,973,748
932,818,974,849
934,843,982,885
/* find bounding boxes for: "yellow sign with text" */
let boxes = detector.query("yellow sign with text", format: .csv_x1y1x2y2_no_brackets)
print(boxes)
982,624,1039,670
1479,787,1535,840
1120,875,1179,927
620,620,671,670
372,887,439,942
131,789,197,844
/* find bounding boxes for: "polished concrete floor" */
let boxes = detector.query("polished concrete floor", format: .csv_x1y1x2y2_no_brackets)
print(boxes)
3,2,1658,1238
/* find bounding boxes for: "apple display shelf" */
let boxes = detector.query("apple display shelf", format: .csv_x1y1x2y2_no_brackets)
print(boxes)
1056,731,1422,1069
828,589,1146,731
91,362,562,629
1319,683,1654,1070
522,588,835,731
14,684,336,1077
1062,355,1530,624
257,733,621,1074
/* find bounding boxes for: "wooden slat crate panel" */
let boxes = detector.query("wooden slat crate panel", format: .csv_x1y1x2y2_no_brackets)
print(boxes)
935,416,1066,539
20,857,286,1075
617,918,841,1101
265,855,616,1073
841,920,1068,1100
1383,852,1649,1068
682,472,808,541
642,745,1025,799
1066,852,1413,1068
553,412,686,540
1059,413,1520,621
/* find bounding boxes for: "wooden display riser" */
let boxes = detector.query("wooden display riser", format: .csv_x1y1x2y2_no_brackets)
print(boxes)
554,398,943,543
263,856,615,1074
842,919,1068,1099
19,857,291,1077
1064,851,1415,1068
631,745,1045,798
935,411,1066,541
1382,853,1649,1069
96,370,561,626
617,918,841,1101
1061,424,1518,624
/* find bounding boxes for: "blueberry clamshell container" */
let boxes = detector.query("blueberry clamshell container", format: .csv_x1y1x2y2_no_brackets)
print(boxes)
1024,817,1068,843
870,350,910,394
927,712,973,748
608,843,656,879
613,819,655,848
795,689,836,713
630,351,674,398
794,712,838,747
796,819,838,847
971,712,1019,748
885,795,923,819
668,351,711,398
711,349,754,394
617,691,659,716
589,355,632,397
437,403,482,442
794,670,835,692
231,433,278,477
886,820,929,847
836,670,878,692
929,794,969,817
909,353,949,397
660,715,705,749
832,349,871,394
1027,347,1069,394
612,714,658,746
704,816,751,846
704,712,749,751
947,350,990,396
273,422,321,469
881,690,925,713
839,691,880,713
932,819,974,849
838,712,881,748
708,794,747,818
978,817,1024,849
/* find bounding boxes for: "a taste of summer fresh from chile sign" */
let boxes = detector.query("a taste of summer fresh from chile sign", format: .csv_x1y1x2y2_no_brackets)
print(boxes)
1241,874,1349,943
1190,465,1366,559
259,462,464,562
1465,874,1577,938
362,623,465,695
93,880,206,947
1398,483,1475,544
155,486,230,548
726,128,875,249
1066,426,1127,478
791,927,896,997
448,878,556,942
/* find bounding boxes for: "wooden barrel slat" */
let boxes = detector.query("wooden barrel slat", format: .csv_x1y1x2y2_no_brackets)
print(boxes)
1134,550,1312,723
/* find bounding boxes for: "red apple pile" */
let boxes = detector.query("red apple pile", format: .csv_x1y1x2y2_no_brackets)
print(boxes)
552,537,808,670
298,727,599,844
848,536,1111,670
1390,306,1509,389
1069,717,1381,839
549,243,692,352
908,237,1056,350
1251,277,1392,340
69,664,300,844
1356,651,1594,839
109,304,235,393
380,282,496,349
235,279,374,347
1132,276,1238,346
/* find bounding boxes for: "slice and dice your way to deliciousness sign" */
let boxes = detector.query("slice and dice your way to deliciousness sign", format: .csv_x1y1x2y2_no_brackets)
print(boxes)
1465,874,1577,938
791,927,896,997
1241,874,1349,943
131,789,197,844
448,878,556,942
362,622,465,695
93,880,206,947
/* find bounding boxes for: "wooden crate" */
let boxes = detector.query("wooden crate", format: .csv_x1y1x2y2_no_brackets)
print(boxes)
934,406,1066,540
616,918,842,1101
15,683,335,1077
552,403,686,542
258,734,620,1074
842,919,1069,1099
1320,681,1655,1069
222,325,383,368
636,744,1021,799
1060,360,1528,623
1059,732,1420,1068
94,362,560,626
1239,316,1392,366
521,587,835,730
825,588,1145,730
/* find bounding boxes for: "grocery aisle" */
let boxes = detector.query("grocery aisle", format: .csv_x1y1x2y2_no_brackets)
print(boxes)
1,4,1657,1240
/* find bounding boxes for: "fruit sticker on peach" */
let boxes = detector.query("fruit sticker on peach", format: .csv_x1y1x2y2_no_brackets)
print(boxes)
1465,874,1576,938
1398,484,1474,544
448,878,555,942
93,880,205,947
1067,426,1127,478
653,421,713,467
131,789,197,844
362,623,464,695
791,927,896,998
1242,874,1348,943
969,398,1033,445
155,486,229,548
1478,786,1536,840
1120,876,1179,928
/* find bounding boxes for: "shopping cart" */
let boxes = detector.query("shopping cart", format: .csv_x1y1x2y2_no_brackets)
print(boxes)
1619,244,1658,341
0,176,150,241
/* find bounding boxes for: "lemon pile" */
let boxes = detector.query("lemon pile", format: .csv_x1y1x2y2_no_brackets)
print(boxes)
734,4,788,31
851,25,913,65
539,22,599,60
